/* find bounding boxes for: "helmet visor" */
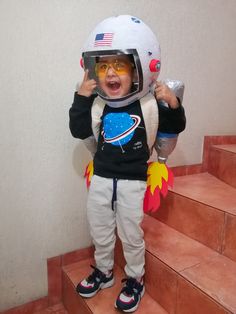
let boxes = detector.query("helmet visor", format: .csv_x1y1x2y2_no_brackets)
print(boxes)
82,49,143,102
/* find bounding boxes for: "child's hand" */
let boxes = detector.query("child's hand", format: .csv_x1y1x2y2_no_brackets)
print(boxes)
154,81,179,109
77,70,97,97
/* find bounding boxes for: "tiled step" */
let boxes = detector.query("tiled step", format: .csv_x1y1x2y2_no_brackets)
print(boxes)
34,303,68,314
150,172,236,262
62,259,168,314
208,144,236,188
116,215,236,313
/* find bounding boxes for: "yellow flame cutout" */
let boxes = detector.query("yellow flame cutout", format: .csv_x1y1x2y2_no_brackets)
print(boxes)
84,160,94,188
147,162,168,194
144,161,173,212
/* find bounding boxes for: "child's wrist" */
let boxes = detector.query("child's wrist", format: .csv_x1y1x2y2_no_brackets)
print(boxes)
168,96,179,109
77,92,91,98
77,89,91,97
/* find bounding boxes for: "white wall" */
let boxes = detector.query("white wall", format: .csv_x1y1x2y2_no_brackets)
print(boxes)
0,0,236,310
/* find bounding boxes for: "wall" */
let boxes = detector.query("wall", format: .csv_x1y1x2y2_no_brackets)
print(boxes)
0,0,236,310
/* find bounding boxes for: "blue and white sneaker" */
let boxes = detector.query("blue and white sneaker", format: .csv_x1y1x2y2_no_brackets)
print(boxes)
76,265,114,298
115,277,145,312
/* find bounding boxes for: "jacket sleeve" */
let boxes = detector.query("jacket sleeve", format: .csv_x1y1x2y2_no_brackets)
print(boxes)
69,92,96,139
158,101,186,134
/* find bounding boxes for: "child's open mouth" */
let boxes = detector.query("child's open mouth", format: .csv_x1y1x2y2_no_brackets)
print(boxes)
106,81,121,93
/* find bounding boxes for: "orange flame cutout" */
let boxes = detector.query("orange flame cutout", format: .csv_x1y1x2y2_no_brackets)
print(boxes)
143,162,174,213
84,160,94,188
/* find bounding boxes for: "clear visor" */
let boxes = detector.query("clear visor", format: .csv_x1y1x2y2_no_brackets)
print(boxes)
82,49,143,102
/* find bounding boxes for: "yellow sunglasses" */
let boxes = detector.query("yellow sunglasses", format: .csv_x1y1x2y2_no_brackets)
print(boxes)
95,59,133,77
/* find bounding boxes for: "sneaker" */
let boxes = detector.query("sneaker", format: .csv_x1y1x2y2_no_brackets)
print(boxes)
115,277,145,312
76,265,114,298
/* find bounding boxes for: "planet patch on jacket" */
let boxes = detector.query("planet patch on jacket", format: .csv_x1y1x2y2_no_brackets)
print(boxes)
102,112,141,146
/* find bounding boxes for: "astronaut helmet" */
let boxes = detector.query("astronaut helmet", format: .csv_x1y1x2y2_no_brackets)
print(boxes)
81,15,161,107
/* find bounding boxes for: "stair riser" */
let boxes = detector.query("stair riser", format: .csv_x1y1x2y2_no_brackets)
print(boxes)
176,277,230,314
151,193,236,263
62,273,92,314
146,252,231,314
150,192,224,252
208,147,236,188
222,214,236,262
202,135,236,172
115,241,230,313
145,253,177,314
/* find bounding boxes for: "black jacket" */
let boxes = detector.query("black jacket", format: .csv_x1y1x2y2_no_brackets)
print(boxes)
69,93,186,180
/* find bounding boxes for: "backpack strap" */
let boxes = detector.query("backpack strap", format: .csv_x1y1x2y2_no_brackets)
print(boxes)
91,96,106,142
139,93,159,155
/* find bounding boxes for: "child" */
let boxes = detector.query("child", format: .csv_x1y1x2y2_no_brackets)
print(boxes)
69,15,186,313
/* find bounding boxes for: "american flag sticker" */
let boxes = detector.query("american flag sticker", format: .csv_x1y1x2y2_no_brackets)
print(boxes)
94,33,114,47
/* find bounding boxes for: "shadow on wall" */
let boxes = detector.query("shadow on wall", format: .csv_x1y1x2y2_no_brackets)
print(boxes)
169,145,188,166
72,141,92,178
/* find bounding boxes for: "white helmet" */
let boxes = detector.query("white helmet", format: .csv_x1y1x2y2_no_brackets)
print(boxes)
81,15,161,107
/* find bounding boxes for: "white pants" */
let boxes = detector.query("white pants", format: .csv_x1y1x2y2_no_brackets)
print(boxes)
87,175,146,279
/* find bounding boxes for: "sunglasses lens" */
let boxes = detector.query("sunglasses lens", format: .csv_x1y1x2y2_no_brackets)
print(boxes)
95,60,132,77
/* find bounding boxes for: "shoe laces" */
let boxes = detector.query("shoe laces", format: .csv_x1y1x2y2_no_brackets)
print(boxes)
121,277,143,296
86,265,104,283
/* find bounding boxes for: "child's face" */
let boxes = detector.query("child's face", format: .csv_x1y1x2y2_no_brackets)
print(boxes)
95,55,133,99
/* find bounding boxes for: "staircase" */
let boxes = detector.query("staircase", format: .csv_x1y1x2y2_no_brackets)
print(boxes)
2,136,236,314
60,136,236,314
